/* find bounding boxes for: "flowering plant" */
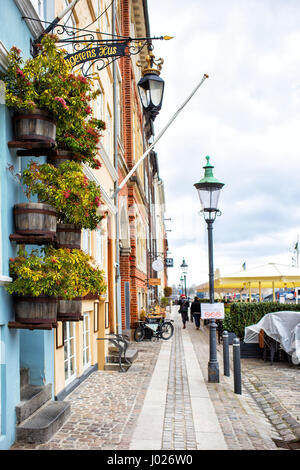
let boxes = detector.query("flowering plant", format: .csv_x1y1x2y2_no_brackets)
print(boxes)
0,35,72,117
56,117,106,169
7,247,107,299
1,34,106,169
22,161,104,230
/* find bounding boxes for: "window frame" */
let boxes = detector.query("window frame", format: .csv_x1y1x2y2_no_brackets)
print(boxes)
82,312,91,370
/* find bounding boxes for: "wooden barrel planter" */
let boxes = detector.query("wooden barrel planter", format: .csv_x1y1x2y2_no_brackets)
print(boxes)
14,202,57,236
13,108,56,144
14,296,57,326
57,297,83,322
47,150,81,167
56,223,81,250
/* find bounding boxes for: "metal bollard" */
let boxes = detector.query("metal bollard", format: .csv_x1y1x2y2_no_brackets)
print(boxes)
233,338,242,394
223,330,230,377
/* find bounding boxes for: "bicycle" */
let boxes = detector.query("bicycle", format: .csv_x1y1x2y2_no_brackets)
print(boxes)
134,317,174,342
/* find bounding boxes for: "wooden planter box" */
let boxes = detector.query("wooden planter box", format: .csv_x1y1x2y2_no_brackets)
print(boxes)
13,108,56,144
14,295,57,326
56,223,81,250
57,297,83,322
14,202,57,236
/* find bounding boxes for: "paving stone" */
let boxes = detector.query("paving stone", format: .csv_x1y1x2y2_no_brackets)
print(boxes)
10,307,300,451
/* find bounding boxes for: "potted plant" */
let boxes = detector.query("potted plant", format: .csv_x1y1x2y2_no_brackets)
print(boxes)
7,246,107,325
45,247,107,321
22,160,104,246
6,247,64,326
1,35,73,143
6,163,57,238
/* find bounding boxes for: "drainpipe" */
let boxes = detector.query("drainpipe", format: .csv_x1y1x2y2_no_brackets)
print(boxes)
112,1,122,334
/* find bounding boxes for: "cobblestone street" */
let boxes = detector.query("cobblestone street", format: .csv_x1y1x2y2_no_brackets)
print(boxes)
11,307,300,451
11,340,162,450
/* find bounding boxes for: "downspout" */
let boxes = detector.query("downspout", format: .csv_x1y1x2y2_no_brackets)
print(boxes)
112,1,122,334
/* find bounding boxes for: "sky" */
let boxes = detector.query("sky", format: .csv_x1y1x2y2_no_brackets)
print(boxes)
147,0,300,290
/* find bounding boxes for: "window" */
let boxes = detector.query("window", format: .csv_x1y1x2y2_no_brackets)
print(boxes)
95,229,103,266
95,0,101,31
96,83,103,120
103,9,110,35
82,313,91,369
106,107,112,157
116,72,123,140
136,216,146,272
64,322,76,385
62,0,76,55
31,0,45,21
82,229,92,255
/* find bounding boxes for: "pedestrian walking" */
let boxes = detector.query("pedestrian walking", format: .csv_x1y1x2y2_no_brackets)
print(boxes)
190,296,201,329
178,294,190,329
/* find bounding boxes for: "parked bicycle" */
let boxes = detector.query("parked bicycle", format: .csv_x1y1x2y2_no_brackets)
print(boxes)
134,317,174,342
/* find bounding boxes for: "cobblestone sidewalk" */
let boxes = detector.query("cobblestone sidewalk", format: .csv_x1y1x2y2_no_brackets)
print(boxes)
11,340,162,450
11,310,300,451
188,318,300,450
162,320,197,450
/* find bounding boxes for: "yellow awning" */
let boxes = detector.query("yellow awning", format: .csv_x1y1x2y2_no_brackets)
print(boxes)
197,263,300,291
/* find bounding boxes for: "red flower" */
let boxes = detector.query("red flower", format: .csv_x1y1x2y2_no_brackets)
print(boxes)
11,46,21,55
85,106,92,115
63,191,71,199
16,68,25,78
54,96,69,110
79,76,87,83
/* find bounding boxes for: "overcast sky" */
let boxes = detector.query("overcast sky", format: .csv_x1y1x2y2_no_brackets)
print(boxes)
147,0,300,290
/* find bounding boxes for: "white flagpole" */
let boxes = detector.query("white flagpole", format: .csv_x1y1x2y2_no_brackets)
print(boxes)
111,73,209,199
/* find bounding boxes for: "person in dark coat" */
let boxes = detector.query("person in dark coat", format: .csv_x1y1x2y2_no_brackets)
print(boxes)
190,296,201,329
178,294,189,329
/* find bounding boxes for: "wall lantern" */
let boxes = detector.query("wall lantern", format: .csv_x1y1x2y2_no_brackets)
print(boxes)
137,47,165,120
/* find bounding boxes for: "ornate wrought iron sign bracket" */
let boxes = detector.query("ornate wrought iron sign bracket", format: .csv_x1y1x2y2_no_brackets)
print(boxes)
24,15,170,77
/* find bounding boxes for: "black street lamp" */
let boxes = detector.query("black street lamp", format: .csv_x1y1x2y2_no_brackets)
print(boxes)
194,156,224,383
180,258,188,296
137,47,165,120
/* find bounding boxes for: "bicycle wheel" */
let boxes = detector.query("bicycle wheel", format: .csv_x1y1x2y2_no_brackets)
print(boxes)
160,321,174,340
134,325,145,342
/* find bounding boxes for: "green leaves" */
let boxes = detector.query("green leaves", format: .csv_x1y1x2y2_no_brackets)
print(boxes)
223,301,300,340
22,161,103,230
7,246,107,299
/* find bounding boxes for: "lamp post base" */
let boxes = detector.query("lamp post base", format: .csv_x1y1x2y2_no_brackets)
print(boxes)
208,319,220,383
208,361,220,383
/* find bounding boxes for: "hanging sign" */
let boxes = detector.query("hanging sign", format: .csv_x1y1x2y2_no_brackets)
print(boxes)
149,278,161,286
201,303,224,320
165,258,174,267
65,42,128,68
152,259,164,272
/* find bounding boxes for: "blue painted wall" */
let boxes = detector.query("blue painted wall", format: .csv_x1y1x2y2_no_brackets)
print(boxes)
0,0,54,450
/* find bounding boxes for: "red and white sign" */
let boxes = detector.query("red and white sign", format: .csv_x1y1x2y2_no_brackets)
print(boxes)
201,303,224,320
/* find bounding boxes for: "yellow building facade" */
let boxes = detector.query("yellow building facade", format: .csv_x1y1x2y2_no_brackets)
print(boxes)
53,0,118,398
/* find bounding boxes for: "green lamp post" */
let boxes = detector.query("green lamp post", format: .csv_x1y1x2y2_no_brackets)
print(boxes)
180,258,188,296
194,156,224,383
